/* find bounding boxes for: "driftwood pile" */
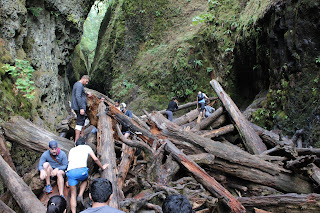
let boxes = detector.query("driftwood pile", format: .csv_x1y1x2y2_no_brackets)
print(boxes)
1,79,320,213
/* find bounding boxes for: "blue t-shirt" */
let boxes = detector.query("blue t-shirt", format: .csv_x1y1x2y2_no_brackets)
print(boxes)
198,93,206,103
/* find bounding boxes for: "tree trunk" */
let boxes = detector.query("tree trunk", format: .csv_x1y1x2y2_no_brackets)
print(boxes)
210,79,267,154
238,193,320,213
1,116,74,154
201,124,235,138
0,200,15,213
97,102,122,208
117,144,135,194
173,109,199,126
148,112,313,193
192,107,224,131
0,155,46,213
164,139,246,213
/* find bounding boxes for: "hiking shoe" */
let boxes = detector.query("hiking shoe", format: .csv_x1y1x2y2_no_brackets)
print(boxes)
45,185,53,194
77,195,84,206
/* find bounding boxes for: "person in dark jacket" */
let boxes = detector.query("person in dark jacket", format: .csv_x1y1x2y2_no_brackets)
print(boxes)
165,97,178,121
39,140,68,196
71,75,91,143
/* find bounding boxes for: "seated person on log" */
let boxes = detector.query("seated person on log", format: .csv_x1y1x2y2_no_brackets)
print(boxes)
80,178,125,213
47,195,67,213
196,91,209,118
38,140,68,196
71,75,91,143
66,138,108,213
162,194,193,213
120,103,133,139
204,100,215,118
115,99,121,111
165,96,179,121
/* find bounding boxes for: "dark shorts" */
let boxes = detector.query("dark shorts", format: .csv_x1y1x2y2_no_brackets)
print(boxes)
74,110,86,126
199,102,205,112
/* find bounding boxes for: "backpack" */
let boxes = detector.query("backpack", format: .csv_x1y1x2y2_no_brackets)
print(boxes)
197,93,204,101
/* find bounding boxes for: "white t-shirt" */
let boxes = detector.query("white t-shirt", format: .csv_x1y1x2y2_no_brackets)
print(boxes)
67,145,93,171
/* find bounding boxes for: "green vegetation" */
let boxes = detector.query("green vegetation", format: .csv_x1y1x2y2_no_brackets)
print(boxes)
27,7,43,17
316,56,320,64
3,59,35,100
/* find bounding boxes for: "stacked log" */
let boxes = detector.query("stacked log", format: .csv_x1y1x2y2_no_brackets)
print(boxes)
1,79,320,213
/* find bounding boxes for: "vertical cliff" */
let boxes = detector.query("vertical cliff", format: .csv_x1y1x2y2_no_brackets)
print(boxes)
0,0,94,129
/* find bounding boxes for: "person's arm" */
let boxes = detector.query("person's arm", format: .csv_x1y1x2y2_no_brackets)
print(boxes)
75,83,86,114
89,152,108,170
38,152,47,171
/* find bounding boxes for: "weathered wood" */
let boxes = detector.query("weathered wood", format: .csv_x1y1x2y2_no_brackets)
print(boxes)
0,134,15,170
201,124,235,138
188,153,215,165
297,148,320,157
164,139,246,213
238,193,320,213
97,102,122,208
173,109,199,126
1,116,74,154
308,163,320,186
148,112,313,193
192,107,224,131
85,88,114,104
285,155,316,171
210,79,267,154
0,200,15,213
0,155,46,213
117,144,135,194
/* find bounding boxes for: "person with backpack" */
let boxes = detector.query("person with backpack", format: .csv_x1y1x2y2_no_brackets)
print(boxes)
38,140,68,197
165,96,179,121
197,91,209,118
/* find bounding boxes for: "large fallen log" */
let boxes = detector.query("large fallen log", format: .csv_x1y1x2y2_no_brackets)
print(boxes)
173,109,199,126
210,79,267,154
1,116,74,154
238,193,320,213
0,155,46,213
97,102,122,208
164,139,246,213
148,112,313,193
192,107,224,131
0,200,15,213
201,124,235,138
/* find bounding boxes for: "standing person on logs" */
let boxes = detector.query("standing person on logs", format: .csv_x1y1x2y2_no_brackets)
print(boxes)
165,96,179,121
71,75,91,143
66,138,108,213
196,91,209,119
38,141,68,197
120,103,133,139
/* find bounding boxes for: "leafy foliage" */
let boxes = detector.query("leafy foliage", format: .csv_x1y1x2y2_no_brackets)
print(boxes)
28,7,43,17
316,56,320,64
3,59,35,99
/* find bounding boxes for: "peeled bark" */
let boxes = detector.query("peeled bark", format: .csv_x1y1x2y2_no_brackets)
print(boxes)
97,102,122,208
0,155,46,213
210,79,267,154
1,116,74,154
117,144,135,194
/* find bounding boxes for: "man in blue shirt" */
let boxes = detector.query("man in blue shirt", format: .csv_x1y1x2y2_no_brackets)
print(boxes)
38,140,68,196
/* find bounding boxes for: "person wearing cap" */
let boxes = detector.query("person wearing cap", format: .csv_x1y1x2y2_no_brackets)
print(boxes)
119,103,132,138
71,75,91,143
67,138,108,213
38,140,68,196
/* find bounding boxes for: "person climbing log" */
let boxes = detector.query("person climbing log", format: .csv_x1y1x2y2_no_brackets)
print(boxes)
165,96,179,121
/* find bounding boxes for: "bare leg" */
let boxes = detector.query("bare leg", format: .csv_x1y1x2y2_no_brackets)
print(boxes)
80,128,85,138
56,170,65,196
78,180,87,197
74,129,80,143
70,185,77,213
41,162,53,186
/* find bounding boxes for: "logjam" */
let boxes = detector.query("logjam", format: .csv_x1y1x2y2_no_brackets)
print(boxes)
210,79,267,154
97,102,122,208
0,155,46,213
